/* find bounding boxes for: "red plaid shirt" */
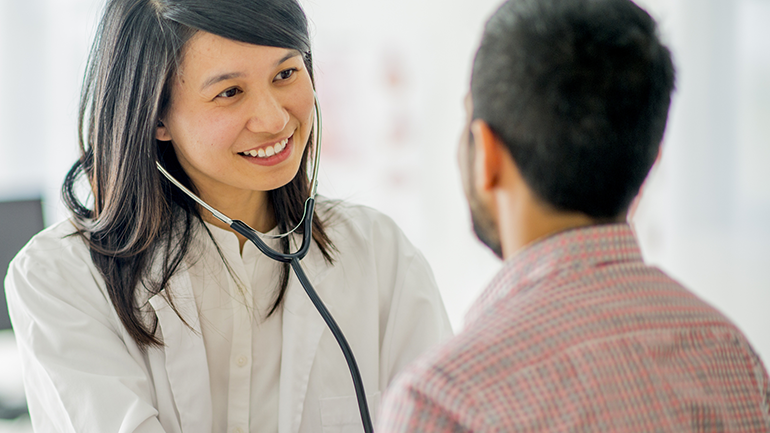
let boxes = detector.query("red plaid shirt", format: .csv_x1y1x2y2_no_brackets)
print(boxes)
378,224,770,432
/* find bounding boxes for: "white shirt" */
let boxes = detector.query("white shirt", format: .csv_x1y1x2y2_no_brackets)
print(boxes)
190,223,284,433
6,200,453,433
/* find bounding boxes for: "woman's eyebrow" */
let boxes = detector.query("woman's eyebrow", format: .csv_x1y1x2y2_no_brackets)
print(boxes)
277,50,301,65
199,50,302,91
200,72,244,91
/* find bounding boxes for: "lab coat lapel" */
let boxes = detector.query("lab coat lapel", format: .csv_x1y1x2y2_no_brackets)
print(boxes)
278,244,333,433
149,271,213,433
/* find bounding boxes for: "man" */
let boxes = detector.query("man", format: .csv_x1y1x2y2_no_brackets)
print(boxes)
377,0,770,431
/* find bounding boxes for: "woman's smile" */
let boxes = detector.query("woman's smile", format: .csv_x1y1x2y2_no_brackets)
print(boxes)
238,133,294,166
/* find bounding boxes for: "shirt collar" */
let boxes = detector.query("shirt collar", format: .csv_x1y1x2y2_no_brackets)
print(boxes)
202,220,282,259
465,223,643,325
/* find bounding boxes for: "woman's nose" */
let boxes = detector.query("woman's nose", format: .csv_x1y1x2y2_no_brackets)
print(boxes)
245,91,290,135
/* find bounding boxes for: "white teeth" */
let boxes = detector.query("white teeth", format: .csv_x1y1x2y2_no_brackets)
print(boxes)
241,138,290,158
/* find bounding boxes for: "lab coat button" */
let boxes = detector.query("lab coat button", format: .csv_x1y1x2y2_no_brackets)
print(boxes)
233,428,244,433
236,356,248,367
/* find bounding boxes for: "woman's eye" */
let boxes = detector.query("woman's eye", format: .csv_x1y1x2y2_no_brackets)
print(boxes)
217,87,242,98
275,68,296,81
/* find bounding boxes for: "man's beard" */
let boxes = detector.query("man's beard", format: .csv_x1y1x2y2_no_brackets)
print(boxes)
466,174,503,259
461,126,503,259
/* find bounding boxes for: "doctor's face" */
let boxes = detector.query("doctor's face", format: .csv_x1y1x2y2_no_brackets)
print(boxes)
156,31,315,202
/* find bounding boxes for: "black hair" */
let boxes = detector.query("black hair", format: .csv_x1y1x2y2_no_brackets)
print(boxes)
471,0,675,218
62,0,334,348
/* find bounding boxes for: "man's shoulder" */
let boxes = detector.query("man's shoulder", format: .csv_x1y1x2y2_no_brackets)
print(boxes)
388,283,769,430
381,313,530,430
395,311,524,395
394,260,754,396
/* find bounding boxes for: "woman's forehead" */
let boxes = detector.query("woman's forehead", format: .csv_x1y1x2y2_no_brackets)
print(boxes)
178,31,301,78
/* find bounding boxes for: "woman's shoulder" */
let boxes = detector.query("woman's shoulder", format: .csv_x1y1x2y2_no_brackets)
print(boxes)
7,218,101,300
12,218,91,266
316,197,409,248
7,220,127,353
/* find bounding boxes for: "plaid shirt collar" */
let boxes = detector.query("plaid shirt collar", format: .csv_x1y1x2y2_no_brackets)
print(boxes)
465,223,643,325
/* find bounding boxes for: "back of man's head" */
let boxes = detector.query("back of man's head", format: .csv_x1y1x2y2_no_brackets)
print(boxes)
471,0,675,219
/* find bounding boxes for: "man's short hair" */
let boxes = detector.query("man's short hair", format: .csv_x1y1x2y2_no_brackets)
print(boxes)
471,0,675,218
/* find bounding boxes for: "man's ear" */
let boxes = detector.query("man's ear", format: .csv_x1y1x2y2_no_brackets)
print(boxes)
155,120,172,141
469,119,503,192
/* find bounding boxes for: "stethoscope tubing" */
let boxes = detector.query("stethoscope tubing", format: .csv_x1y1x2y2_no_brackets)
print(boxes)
290,256,373,432
229,198,374,433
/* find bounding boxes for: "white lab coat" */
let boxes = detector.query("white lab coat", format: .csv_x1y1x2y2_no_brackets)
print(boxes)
5,200,453,433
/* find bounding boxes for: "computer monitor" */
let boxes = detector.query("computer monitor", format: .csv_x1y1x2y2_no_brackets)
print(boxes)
0,199,45,330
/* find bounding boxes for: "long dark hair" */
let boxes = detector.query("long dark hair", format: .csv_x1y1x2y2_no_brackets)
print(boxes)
62,0,334,349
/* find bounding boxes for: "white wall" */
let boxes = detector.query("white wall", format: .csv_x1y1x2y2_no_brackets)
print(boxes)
0,0,103,221
0,0,49,202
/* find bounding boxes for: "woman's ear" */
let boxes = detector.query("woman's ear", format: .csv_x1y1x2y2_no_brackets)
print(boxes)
469,119,503,192
155,120,172,141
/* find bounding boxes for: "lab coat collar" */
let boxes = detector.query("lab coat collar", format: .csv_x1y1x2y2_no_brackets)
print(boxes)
149,270,214,433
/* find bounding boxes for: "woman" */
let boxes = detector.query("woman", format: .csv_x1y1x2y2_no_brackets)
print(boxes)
4,0,452,432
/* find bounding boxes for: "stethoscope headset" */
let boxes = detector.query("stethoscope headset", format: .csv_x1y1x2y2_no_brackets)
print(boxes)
156,93,375,433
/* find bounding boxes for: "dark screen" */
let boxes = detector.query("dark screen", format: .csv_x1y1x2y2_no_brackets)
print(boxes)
0,199,45,330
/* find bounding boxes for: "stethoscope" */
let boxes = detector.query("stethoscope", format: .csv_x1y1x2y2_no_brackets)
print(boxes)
155,94,374,433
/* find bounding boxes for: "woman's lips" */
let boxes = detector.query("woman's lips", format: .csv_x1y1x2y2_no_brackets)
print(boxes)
238,135,293,166
239,137,289,158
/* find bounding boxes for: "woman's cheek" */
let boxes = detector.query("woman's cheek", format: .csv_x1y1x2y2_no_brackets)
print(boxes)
200,116,243,152
298,100,316,145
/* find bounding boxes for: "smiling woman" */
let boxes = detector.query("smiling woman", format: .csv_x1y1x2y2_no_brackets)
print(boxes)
3,1,452,432
157,35,316,236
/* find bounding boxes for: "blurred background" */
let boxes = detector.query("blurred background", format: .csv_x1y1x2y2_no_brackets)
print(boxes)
1,0,769,429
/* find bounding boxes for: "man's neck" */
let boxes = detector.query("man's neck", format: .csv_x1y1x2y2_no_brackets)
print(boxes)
495,187,624,260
